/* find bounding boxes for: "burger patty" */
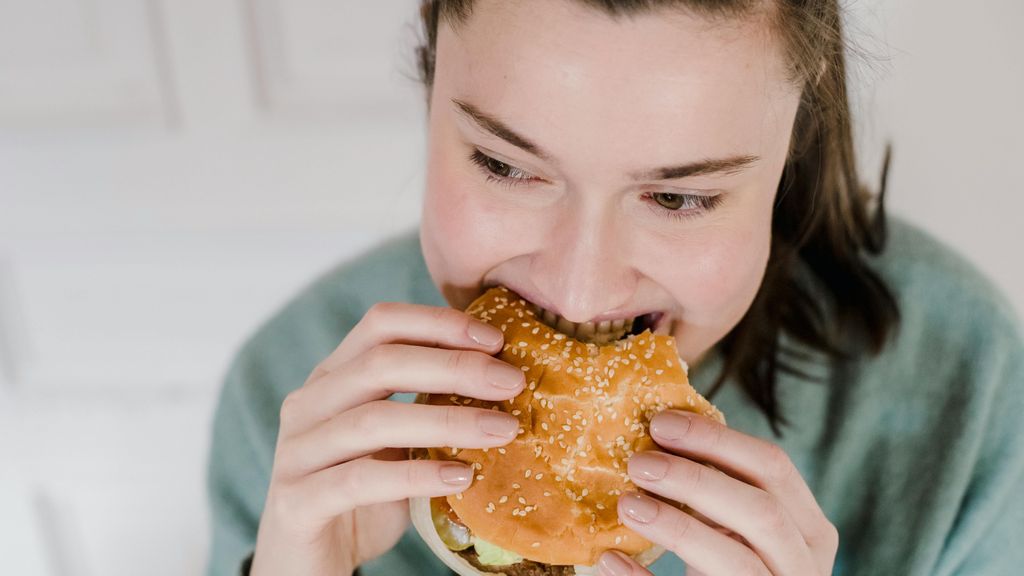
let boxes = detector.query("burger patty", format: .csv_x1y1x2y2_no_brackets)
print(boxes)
456,547,577,576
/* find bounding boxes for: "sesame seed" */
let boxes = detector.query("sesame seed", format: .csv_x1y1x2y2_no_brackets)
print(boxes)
532,542,541,548
499,496,509,504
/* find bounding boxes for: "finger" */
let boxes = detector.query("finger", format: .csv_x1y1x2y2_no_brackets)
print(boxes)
596,550,652,576
325,302,506,368
279,401,520,477
284,344,525,436
650,411,836,552
277,457,474,526
617,492,771,576
627,450,816,575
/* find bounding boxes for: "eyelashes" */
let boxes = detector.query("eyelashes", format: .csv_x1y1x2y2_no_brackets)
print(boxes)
468,148,724,222
468,149,534,185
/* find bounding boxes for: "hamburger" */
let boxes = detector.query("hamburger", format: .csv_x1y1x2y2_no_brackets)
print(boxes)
410,286,724,575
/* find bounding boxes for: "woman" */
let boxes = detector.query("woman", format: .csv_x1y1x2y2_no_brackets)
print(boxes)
206,1,1024,575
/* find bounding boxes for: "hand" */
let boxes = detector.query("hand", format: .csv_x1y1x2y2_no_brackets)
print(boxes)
249,302,527,576
598,411,838,576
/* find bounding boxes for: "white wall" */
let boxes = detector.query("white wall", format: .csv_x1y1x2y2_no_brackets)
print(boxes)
0,1,1020,575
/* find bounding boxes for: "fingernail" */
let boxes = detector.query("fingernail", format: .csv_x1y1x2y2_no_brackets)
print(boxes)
486,361,526,390
467,321,503,346
479,412,519,439
620,492,660,524
598,551,633,576
439,464,472,485
629,451,669,481
650,410,692,441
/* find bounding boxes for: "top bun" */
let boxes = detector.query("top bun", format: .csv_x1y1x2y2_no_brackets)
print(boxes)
425,286,724,567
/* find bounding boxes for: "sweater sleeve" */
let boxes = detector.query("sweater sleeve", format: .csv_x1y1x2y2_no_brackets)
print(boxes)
203,280,364,575
204,348,279,576
934,310,1024,575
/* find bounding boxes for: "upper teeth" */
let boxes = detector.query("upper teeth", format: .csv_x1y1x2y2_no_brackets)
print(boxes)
534,305,636,344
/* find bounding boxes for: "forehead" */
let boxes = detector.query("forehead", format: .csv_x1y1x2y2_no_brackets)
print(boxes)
435,0,799,166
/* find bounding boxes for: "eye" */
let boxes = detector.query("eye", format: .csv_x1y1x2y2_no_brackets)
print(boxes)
648,192,724,220
469,149,536,185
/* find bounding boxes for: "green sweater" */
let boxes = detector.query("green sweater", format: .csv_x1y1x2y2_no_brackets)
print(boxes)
205,217,1023,576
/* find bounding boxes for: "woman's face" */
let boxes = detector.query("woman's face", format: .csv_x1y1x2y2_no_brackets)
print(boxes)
420,0,803,367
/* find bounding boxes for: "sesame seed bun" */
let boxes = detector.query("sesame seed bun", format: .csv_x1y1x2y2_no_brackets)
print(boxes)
411,286,724,573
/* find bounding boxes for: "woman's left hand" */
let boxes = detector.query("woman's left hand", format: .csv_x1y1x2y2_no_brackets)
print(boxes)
598,411,838,576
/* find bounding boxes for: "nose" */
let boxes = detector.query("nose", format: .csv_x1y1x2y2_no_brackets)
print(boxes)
530,203,636,323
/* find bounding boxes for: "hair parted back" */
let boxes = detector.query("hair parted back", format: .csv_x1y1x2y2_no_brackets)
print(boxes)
413,0,900,434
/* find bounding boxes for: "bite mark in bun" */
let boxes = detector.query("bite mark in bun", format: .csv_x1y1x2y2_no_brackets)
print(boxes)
411,286,724,575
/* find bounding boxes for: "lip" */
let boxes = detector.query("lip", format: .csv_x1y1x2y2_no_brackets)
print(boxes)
483,281,669,330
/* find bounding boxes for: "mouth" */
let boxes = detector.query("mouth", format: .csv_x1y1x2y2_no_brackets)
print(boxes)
525,303,666,345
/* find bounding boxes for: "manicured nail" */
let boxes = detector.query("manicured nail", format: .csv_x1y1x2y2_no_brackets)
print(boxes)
467,321,503,346
650,410,692,441
620,492,660,524
479,412,519,438
629,451,669,481
439,464,472,485
598,551,633,576
486,361,525,390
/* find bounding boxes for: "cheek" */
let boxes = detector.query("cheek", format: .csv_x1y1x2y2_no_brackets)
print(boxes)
667,214,772,323
422,156,527,279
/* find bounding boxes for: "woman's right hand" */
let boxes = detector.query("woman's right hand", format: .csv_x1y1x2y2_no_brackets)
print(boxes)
249,302,526,576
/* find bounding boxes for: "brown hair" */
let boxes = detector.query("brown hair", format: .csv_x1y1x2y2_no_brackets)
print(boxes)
414,0,900,434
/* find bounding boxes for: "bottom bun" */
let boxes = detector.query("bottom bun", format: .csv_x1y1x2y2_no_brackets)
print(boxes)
410,495,665,576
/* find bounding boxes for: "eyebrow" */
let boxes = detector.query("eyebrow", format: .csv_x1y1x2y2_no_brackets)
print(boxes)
451,98,760,181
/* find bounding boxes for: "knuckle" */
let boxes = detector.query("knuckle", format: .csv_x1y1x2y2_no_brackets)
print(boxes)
679,459,707,495
336,460,366,499
444,349,470,376
361,344,390,375
268,484,306,523
809,517,840,551
734,555,771,576
445,349,484,383
697,416,726,451
272,440,300,478
437,404,462,437
429,304,451,322
668,509,695,544
406,461,432,489
754,492,789,534
348,401,386,437
762,443,795,486
431,306,472,336
366,301,400,324
279,389,304,426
